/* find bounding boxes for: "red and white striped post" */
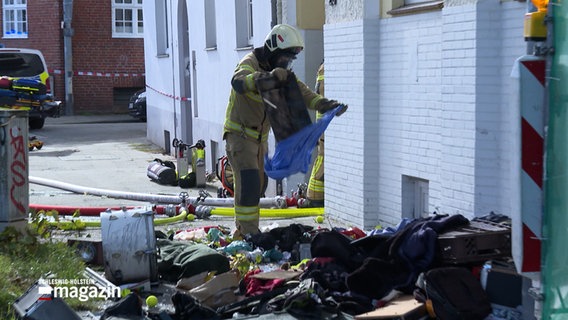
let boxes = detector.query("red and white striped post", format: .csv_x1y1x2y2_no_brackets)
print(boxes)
514,56,545,278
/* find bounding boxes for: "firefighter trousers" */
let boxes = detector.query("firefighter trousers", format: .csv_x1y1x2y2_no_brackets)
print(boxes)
225,132,267,238
307,135,324,206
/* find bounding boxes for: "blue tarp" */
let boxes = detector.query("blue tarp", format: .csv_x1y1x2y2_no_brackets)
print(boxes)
264,105,342,180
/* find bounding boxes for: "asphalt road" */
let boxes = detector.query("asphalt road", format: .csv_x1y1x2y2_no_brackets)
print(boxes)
28,115,190,208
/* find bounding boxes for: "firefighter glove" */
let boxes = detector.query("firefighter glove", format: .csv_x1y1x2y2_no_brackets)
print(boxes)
335,104,348,117
270,67,289,83
320,99,347,116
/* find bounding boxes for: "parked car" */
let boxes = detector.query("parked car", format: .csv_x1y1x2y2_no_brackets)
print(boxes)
0,48,61,129
128,88,146,121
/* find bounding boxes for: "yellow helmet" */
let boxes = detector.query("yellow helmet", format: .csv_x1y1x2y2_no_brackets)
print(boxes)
264,24,304,54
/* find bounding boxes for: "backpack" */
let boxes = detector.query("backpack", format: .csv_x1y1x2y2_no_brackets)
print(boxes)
414,267,492,320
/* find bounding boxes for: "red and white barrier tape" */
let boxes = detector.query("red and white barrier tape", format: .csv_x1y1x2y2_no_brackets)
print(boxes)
48,69,190,102
145,84,191,101
49,69,145,77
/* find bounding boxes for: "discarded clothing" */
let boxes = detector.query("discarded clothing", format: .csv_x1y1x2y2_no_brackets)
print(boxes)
243,269,287,296
257,72,313,142
156,239,230,281
264,105,342,180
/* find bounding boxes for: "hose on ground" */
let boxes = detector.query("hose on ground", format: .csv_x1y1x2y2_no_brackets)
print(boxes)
45,207,189,228
39,206,324,229
29,176,287,208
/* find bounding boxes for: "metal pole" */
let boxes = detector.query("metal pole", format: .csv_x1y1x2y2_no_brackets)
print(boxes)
63,0,74,115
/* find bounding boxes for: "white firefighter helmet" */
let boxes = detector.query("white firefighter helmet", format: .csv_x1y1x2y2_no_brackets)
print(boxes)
264,24,304,54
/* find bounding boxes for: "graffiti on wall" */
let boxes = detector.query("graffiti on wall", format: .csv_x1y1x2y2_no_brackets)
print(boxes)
10,124,27,214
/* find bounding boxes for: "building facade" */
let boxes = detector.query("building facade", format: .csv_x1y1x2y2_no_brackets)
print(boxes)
142,0,527,230
142,0,324,196
0,0,145,114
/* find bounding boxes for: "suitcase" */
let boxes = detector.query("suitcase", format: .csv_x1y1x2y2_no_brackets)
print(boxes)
101,207,158,285
437,220,511,264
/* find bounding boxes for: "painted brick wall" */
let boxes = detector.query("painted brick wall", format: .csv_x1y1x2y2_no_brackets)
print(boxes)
325,21,367,227
500,1,527,214
380,12,445,227
325,1,526,228
0,0,145,113
474,0,507,216
440,4,478,218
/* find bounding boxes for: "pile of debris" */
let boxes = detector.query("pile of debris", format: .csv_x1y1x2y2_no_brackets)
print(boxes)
15,211,522,320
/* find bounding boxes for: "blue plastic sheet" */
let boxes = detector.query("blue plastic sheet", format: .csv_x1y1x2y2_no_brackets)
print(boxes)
264,105,342,180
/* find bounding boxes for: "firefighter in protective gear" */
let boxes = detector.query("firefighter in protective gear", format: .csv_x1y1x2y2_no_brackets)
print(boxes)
306,62,325,207
223,24,347,238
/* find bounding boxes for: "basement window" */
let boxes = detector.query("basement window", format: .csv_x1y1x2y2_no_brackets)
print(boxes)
401,175,430,219
388,0,444,16
2,0,28,39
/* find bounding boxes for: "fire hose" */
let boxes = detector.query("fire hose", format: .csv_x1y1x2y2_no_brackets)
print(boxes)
40,206,323,229
29,176,324,228
29,176,287,208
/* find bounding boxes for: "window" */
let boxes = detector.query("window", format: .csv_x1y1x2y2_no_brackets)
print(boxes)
204,0,217,49
112,0,143,38
386,0,443,16
401,175,430,219
3,0,27,39
155,0,168,55
235,0,253,49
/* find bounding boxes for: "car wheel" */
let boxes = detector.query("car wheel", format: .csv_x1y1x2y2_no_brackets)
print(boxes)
29,118,45,130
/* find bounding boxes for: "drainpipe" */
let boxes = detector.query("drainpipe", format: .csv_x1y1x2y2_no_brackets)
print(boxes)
62,0,74,115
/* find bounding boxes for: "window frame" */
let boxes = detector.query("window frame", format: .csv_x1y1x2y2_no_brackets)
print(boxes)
112,0,144,39
204,0,217,50
405,0,432,4
387,0,443,16
2,0,28,39
235,0,253,49
155,0,169,56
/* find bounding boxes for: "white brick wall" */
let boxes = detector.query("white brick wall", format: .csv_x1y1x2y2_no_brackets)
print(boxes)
325,21,367,227
441,3,478,218
325,1,526,228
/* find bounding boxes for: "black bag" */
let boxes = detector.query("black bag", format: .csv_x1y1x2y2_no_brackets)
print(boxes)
178,172,196,188
147,158,178,186
171,291,220,320
414,267,492,320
